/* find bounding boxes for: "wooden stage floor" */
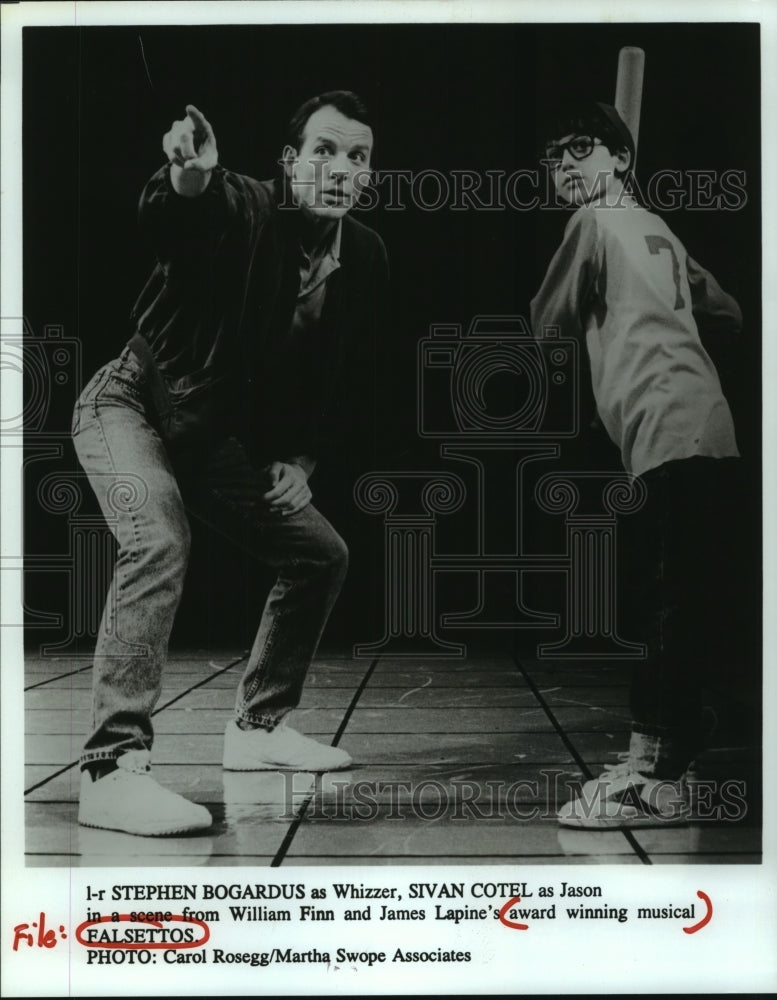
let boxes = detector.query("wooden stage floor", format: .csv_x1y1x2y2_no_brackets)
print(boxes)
24,650,761,867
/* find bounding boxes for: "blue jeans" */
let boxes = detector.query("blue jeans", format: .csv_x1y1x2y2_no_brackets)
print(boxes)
71,348,348,767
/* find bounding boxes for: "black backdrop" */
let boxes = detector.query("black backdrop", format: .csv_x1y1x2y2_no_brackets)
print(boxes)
22,22,761,663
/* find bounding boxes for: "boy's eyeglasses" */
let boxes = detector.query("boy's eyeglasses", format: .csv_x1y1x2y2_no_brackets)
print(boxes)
543,136,603,167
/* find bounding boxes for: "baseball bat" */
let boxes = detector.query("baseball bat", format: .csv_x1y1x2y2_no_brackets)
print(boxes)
614,46,645,165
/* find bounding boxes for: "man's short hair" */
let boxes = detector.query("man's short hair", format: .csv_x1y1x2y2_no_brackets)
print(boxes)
285,90,372,152
541,101,635,173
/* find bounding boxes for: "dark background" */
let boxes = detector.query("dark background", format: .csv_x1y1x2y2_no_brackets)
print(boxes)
22,23,761,675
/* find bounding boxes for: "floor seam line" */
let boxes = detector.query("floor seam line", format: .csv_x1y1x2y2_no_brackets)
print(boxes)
149,652,249,714
511,652,652,866
24,664,94,692
24,653,249,795
270,657,380,867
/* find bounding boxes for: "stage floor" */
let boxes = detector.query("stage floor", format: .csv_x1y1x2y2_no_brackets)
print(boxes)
24,650,761,867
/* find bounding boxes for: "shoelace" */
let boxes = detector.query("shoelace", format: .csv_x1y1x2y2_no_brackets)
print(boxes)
117,750,152,775
600,754,688,789
599,753,644,781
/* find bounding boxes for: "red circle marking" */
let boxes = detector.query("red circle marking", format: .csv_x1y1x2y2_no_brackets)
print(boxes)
683,891,713,935
75,913,210,950
498,896,529,931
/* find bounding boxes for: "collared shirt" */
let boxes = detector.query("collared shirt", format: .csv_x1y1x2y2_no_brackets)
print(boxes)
289,220,342,342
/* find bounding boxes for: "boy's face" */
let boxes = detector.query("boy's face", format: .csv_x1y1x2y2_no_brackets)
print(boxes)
546,133,630,206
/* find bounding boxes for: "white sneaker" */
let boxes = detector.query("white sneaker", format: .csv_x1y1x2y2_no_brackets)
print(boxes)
223,720,352,771
78,751,212,836
557,760,689,829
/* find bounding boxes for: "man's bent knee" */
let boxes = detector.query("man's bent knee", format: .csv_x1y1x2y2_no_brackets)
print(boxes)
135,518,191,579
329,531,349,577
315,525,349,581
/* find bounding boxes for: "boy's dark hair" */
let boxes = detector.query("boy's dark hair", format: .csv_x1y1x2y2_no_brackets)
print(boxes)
285,90,372,153
541,101,635,174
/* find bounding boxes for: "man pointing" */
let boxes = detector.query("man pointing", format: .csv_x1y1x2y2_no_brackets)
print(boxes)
72,91,388,836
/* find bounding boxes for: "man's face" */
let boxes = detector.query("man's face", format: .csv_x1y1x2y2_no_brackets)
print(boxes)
547,134,630,206
285,105,373,219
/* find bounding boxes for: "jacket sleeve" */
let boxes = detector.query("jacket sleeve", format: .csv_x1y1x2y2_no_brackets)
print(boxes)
686,255,743,336
530,208,599,342
136,165,264,275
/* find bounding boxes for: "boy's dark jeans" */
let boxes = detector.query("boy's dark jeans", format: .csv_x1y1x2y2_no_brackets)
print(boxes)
71,348,348,767
622,455,741,776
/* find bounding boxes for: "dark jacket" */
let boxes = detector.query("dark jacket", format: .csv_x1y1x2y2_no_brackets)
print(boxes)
129,165,389,466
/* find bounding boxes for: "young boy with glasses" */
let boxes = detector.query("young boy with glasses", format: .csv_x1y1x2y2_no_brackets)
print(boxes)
531,102,743,828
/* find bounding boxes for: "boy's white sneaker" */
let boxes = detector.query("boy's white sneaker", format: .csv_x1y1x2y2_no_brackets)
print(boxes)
223,720,352,771
557,760,689,829
78,750,212,836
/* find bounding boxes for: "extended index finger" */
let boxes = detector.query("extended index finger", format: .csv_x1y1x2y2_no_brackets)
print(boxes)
185,104,212,135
